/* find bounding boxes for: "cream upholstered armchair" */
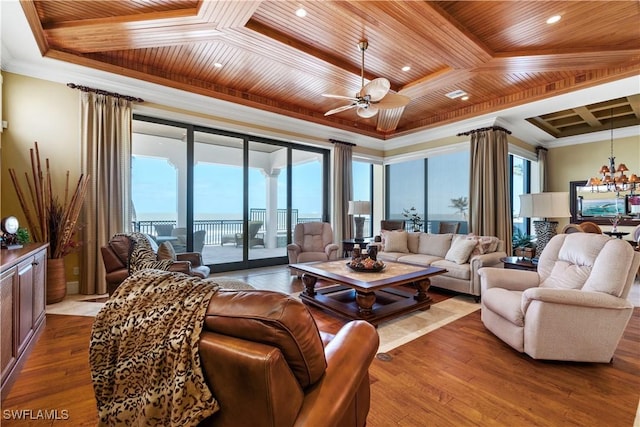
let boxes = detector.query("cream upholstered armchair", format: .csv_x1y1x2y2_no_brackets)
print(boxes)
287,222,339,264
479,233,640,363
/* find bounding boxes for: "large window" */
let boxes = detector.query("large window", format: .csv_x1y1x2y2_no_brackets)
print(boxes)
132,115,329,271
352,160,373,237
387,158,425,228
386,151,469,233
427,151,469,234
511,154,532,236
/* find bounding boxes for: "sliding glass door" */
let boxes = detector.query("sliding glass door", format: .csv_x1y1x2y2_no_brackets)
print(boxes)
194,132,244,264
132,115,329,271
131,120,186,243
248,141,288,260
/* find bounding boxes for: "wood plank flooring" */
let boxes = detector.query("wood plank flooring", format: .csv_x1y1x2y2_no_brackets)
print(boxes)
1,268,639,426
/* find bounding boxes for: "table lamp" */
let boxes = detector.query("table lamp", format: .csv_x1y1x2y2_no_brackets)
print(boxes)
519,192,571,256
348,200,371,241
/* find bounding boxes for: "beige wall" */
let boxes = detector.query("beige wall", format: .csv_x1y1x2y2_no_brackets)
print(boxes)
1,72,81,282
548,135,640,232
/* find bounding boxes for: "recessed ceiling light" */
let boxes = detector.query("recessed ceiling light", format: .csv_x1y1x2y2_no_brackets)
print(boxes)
402,66,411,72
461,96,469,101
546,15,561,24
445,89,467,99
295,8,307,18
213,62,223,68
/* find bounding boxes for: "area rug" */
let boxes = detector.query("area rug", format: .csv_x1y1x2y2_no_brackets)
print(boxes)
288,290,479,353
375,295,480,353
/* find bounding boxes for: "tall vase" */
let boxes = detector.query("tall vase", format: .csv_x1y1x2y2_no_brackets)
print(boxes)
47,257,66,304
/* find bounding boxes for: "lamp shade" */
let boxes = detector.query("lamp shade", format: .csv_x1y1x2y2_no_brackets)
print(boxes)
348,200,371,216
519,192,571,219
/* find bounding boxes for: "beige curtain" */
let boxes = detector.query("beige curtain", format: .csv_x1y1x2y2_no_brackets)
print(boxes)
80,92,132,294
536,146,548,192
332,140,353,243
468,127,512,255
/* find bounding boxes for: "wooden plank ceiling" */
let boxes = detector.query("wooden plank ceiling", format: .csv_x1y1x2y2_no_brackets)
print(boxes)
22,0,640,140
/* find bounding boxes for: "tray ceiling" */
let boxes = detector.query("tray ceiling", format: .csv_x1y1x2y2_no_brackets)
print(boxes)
19,0,640,140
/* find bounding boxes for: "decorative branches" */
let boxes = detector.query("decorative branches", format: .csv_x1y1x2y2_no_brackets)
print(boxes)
9,142,90,258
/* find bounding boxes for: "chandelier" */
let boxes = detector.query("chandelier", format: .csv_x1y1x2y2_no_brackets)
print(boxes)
586,108,639,193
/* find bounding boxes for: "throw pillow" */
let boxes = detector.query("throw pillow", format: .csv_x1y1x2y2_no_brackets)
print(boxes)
417,233,453,257
467,235,500,257
157,241,177,261
444,238,477,264
383,231,409,253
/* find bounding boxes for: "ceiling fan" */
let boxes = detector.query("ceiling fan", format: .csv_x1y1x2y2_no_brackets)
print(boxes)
323,40,410,119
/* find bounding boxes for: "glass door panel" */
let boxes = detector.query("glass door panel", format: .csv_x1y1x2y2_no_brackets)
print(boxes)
292,150,324,229
131,121,187,248
194,132,244,265
248,141,288,260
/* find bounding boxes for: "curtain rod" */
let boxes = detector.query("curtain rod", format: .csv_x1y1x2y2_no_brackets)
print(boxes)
67,83,144,103
456,126,511,136
329,138,356,147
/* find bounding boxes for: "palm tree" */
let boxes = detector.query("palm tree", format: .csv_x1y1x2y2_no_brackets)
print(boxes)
449,196,468,219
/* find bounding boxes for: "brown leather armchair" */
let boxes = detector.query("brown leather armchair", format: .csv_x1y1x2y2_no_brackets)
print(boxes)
198,289,379,427
101,233,210,295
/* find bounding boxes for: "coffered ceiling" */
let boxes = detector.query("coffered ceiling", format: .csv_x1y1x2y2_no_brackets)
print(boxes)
16,0,640,141
527,95,640,138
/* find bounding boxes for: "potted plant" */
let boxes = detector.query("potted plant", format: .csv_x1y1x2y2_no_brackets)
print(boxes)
8,142,89,304
402,207,423,232
512,230,536,259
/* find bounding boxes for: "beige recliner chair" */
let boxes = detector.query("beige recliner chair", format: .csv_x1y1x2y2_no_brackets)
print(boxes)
287,222,339,264
479,233,640,363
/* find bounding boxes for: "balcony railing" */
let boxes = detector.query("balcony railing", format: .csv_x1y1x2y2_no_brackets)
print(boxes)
133,208,326,246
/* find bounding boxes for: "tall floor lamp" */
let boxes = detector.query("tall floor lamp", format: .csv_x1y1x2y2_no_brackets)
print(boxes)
348,200,371,242
519,192,571,256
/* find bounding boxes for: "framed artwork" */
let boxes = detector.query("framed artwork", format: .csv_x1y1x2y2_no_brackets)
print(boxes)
626,195,640,216
580,198,625,217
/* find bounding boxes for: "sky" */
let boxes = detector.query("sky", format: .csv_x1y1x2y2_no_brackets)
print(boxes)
132,156,327,220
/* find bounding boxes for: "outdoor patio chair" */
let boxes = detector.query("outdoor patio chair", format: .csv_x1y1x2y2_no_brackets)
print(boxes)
154,223,175,237
438,221,460,234
170,228,206,253
231,221,265,248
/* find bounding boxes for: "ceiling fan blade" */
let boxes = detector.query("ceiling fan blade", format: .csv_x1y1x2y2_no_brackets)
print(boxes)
325,104,357,116
376,93,411,109
322,93,359,101
357,105,379,118
361,78,390,102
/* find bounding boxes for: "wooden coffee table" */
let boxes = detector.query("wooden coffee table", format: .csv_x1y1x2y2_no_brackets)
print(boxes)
289,260,447,325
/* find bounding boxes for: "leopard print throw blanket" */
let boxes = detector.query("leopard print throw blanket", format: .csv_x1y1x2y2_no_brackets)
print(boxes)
90,269,220,426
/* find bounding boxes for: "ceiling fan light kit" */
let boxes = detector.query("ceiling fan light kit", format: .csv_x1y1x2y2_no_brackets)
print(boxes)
323,40,410,119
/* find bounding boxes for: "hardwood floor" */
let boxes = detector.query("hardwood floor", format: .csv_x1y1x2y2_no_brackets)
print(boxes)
2,268,639,426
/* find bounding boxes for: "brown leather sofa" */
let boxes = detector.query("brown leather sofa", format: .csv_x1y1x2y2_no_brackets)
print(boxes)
198,289,379,427
101,234,210,295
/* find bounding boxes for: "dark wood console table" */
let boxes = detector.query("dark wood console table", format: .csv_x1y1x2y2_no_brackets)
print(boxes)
1,243,48,401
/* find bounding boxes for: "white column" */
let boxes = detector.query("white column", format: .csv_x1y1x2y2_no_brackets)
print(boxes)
263,169,281,248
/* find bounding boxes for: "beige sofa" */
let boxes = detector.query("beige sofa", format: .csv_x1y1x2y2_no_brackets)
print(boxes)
374,231,506,299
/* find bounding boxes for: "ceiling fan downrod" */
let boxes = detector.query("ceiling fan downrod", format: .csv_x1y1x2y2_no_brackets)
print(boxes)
358,40,368,93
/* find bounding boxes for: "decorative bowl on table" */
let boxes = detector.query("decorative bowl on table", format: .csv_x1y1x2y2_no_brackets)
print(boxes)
346,258,385,272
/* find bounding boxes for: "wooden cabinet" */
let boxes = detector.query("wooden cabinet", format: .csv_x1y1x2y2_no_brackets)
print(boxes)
0,243,48,401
